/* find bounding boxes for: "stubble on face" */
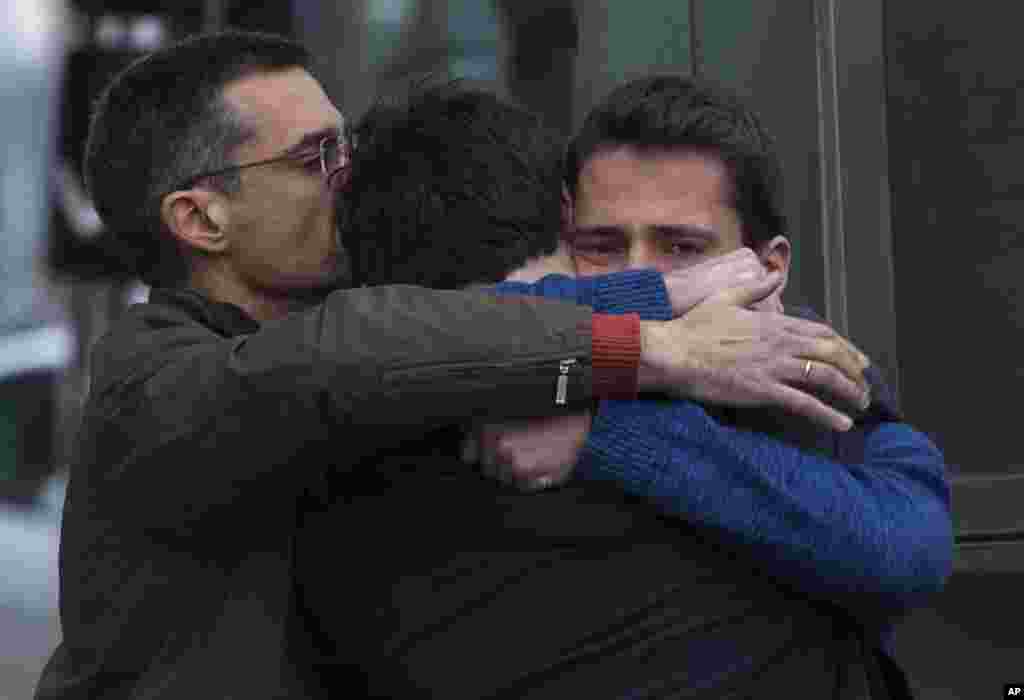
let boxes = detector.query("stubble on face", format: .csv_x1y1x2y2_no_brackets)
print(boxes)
218,68,347,311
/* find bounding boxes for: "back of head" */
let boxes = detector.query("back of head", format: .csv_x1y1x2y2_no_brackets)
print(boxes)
84,30,312,287
339,79,565,289
566,75,786,248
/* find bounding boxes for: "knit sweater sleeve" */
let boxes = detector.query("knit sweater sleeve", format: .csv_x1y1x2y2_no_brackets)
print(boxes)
577,398,953,614
488,270,668,401
488,269,672,318
486,273,951,615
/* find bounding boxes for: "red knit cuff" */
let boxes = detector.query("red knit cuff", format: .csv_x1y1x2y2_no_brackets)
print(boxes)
591,312,641,400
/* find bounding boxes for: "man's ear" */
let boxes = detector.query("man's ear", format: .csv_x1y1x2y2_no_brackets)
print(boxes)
160,189,230,254
758,235,791,296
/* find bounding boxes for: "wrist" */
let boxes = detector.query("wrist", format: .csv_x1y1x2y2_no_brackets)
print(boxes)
637,321,665,392
637,320,696,397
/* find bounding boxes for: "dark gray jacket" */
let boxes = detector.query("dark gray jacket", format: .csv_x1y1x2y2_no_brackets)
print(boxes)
35,285,597,700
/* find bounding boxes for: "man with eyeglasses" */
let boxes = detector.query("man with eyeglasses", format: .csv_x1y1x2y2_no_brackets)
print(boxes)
35,31,878,700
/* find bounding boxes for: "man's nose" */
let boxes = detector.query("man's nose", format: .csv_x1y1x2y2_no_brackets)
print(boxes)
627,242,663,272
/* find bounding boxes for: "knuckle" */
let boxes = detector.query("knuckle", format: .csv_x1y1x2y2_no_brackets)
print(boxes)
818,362,843,385
816,337,839,360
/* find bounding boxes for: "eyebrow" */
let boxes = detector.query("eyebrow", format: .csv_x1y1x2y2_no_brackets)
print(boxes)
568,225,627,240
281,125,342,157
572,224,716,240
650,224,717,241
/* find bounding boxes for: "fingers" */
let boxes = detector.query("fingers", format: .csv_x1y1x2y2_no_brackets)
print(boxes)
792,336,870,393
789,358,871,414
475,416,586,491
777,316,871,380
710,270,784,308
699,247,763,280
663,248,767,317
765,382,854,432
787,318,871,367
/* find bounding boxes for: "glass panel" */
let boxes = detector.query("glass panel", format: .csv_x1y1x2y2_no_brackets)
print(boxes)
573,1,692,136
366,0,412,67
885,1,1024,475
447,0,500,80
600,0,692,84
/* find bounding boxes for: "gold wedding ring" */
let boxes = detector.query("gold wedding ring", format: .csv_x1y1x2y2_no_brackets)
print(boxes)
803,360,814,382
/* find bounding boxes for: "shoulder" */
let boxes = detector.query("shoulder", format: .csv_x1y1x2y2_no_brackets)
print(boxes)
89,299,222,395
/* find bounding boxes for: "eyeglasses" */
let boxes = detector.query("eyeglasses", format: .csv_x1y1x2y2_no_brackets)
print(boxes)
178,133,351,191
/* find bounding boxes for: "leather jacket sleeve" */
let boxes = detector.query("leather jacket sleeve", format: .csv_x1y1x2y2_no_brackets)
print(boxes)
75,285,594,537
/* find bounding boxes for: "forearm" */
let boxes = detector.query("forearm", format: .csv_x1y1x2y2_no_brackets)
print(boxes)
315,285,598,434
487,272,672,397
577,400,952,611
96,285,610,536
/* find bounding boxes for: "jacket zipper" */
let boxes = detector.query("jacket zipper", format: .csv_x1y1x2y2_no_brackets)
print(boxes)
556,358,577,405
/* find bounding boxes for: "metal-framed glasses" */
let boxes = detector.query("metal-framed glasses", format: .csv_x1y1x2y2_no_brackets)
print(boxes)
178,133,350,191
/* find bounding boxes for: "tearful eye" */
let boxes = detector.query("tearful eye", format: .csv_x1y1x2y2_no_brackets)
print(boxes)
668,241,702,256
572,240,625,264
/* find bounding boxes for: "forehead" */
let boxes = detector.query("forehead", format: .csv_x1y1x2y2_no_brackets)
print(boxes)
576,146,734,225
221,67,342,154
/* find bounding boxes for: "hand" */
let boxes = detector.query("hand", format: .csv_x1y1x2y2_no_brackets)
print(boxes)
639,271,871,432
505,242,576,283
662,248,771,316
461,412,592,491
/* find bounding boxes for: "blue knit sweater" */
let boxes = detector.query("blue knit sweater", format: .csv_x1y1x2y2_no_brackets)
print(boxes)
492,269,952,622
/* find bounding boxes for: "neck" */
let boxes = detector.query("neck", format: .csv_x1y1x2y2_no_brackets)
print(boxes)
188,267,319,323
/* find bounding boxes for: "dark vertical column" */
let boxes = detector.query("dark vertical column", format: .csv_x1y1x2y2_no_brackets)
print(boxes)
828,0,899,392
812,0,849,339
699,0,898,391
374,0,451,84
886,0,1024,471
885,3,1024,697
295,0,372,122
496,1,578,138
203,0,226,31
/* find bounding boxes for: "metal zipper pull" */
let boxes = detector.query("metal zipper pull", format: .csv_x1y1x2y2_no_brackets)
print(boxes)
555,358,577,405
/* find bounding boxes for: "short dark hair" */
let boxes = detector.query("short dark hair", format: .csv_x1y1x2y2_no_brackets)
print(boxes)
566,75,786,248
84,30,313,287
339,79,565,289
